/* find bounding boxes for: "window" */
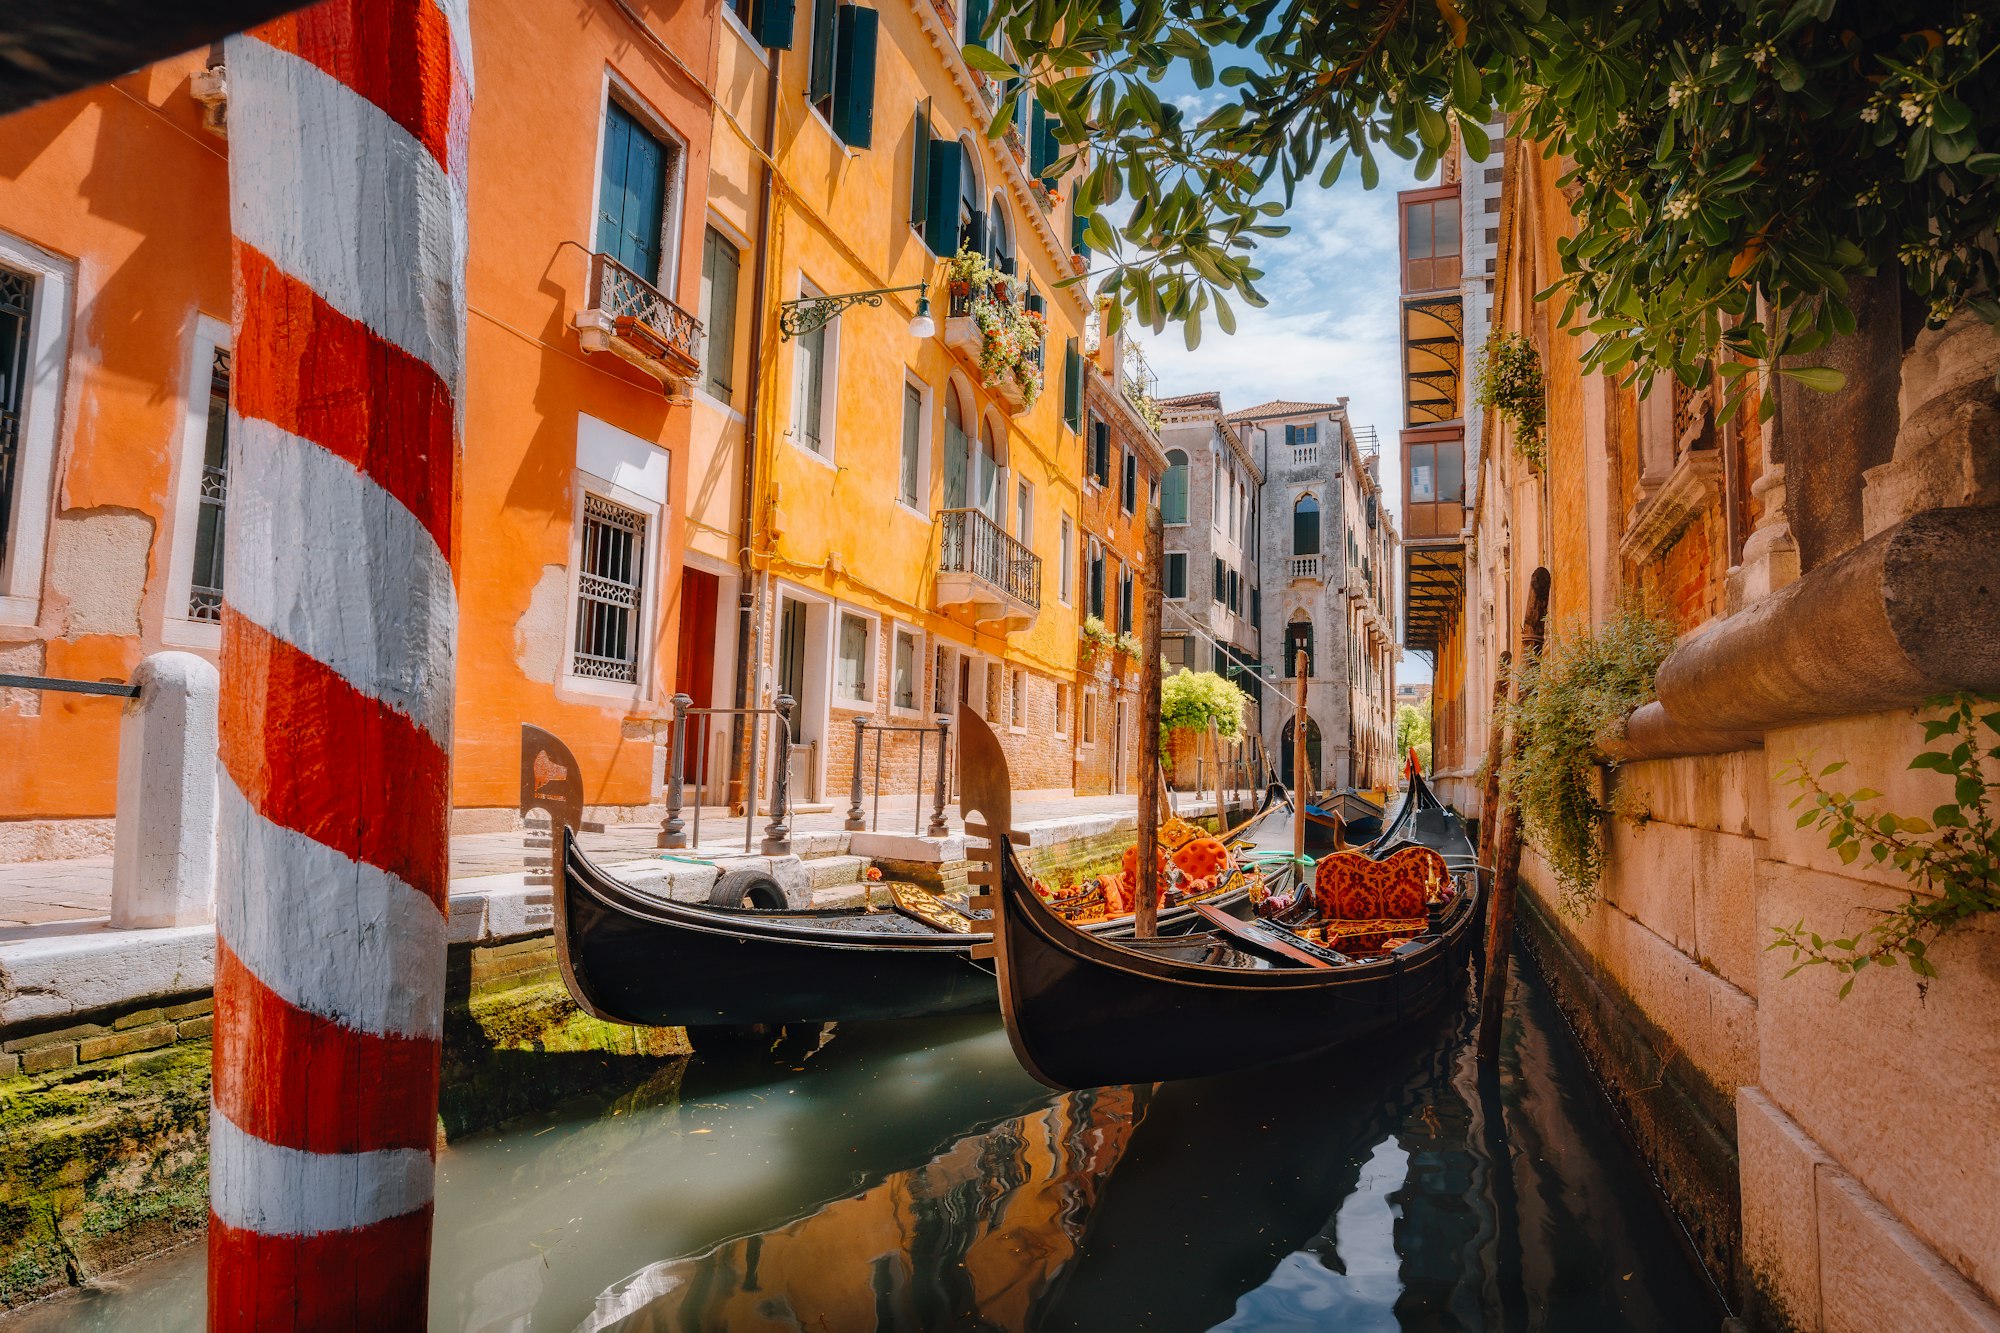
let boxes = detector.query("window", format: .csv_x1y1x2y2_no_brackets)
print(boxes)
943,383,969,508
932,642,954,713
899,379,924,508
699,226,740,402
1062,337,1082,432
1089,418,1110,485
1404,432,1465,540
1015,478,1032,542
1249,586,1260,628
892,624,920,712
184,345,231,623
572,496,648,683
1081,688,1097,744
1213,557,1225,603
976,417,1003,521
1284,619,1314,677
1403,193,1461,292
1058,514,1073,605
835,609,873,704
1284,423,1318,446
987,194,1014,274
1226,568,1238,613
1121,448,1136,513
1162,636,1189,671
1293,494,1321,555
1088,539,1105,619
792,280,837,456
1010,667,1026,729
1055,682,1070,736
1160,449,1189,524
597,98,679,288
1118,566,1133,634
1164,552,1187,599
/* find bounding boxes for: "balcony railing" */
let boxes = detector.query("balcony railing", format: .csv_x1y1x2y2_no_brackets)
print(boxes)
938,507,1041,620
1292,445,1319,465
1287,555,1320,581
575,251,703,393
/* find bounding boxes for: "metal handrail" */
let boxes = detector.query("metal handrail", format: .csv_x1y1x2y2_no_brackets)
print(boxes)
0,672,138,698
658,695,795,855
938,507,1041,609
845,715,953,836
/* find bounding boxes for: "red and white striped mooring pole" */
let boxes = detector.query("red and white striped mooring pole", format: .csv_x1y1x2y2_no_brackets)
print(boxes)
213,1,470,1323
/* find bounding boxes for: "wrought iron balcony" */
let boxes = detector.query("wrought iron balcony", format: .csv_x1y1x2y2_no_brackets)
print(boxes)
936,507,1040,629
574,251,703,397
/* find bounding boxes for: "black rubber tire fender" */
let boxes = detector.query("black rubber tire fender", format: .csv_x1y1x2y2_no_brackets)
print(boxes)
709,866,788,909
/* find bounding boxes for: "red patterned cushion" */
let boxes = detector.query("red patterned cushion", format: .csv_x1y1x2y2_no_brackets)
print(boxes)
1313,846,1449,921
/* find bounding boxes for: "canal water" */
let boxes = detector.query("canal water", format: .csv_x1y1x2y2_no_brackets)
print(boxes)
6,954,1720,1331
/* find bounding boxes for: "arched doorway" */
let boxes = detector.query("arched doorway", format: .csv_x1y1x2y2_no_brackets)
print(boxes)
1280,717,1323,793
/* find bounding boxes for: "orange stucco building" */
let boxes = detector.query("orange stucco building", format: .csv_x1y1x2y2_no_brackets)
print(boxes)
0,0,722,852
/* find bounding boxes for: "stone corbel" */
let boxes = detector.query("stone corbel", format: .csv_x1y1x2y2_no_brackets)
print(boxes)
1861,311,2000,537
1620,449,1722,564
1725,462,1800,612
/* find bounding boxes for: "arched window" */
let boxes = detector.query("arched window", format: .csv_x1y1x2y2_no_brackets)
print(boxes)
977,416,1003,520
987,194,1013,274
943,383,969,509
957,136,982,253
1293,494,1321,556
1160,449,1189,525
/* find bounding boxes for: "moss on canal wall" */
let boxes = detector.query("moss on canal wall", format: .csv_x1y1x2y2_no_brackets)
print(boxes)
0,934,687,1310
1515,890,1742,1310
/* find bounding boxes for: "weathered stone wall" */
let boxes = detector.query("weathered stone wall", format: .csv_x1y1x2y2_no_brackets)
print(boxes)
1516,708,2000,1330
0,933,687,1309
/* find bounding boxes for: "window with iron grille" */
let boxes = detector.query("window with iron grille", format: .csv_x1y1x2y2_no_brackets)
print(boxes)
186,346,231,623
571,495,647,683
0,266,31,563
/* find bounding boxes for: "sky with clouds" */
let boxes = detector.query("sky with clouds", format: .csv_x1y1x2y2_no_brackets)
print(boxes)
1124,77,1434,680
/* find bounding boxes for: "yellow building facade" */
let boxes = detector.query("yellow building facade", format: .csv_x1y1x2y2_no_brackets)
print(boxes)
695,0,1093,803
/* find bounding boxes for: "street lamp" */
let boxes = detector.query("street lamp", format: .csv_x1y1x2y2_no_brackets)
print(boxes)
779,281,933,340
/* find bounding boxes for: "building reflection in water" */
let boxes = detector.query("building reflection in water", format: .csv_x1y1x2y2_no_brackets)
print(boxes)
578,960,1714,1333
583,1086,1147,1331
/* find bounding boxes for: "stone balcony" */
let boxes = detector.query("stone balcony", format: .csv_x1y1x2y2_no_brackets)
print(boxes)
574,251,703,398
936,507,1039,630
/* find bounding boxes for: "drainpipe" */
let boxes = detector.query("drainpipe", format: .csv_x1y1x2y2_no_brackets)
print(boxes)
728,47,783,812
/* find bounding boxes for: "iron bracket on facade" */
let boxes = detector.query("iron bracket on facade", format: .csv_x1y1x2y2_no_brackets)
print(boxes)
779,282,931,340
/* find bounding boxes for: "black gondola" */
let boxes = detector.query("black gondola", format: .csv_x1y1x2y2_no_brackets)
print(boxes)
961,708,1484,1091
1304,787,1385,849
552,785,1293,1028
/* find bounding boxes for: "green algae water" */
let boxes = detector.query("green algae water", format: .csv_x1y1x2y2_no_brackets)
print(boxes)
1,954,1719,1331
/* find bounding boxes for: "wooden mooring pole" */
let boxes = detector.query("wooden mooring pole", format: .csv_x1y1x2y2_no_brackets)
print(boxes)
211,1,471,1321
1476,650,1511,867
1478,568,1551,1066
1135,509,1164,938
1291,650,1308,862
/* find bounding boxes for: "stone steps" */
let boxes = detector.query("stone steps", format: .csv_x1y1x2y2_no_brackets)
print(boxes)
803,854,871,890
807,882,896,910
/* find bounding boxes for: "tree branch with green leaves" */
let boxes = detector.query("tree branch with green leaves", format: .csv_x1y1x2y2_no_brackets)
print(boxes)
977,0,2000,400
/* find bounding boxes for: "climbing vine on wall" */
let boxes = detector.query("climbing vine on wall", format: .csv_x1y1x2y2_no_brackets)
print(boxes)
1772,693,2000,996
1474,333,1547,468
1502,606,1679,916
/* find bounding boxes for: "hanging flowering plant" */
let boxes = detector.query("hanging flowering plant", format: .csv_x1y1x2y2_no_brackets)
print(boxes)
950,248,1044,407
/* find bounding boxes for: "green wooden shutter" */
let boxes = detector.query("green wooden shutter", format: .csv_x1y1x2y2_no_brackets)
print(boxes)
923,139,962,257
753,0,796,49
1039,111,1061,179
831,5,879,148
597,101,666,283
808,0,837,103
909,100,931,230
1027,94,1048,176
1063,338,1082,432
1070,211,1089,259
963,0,989,49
